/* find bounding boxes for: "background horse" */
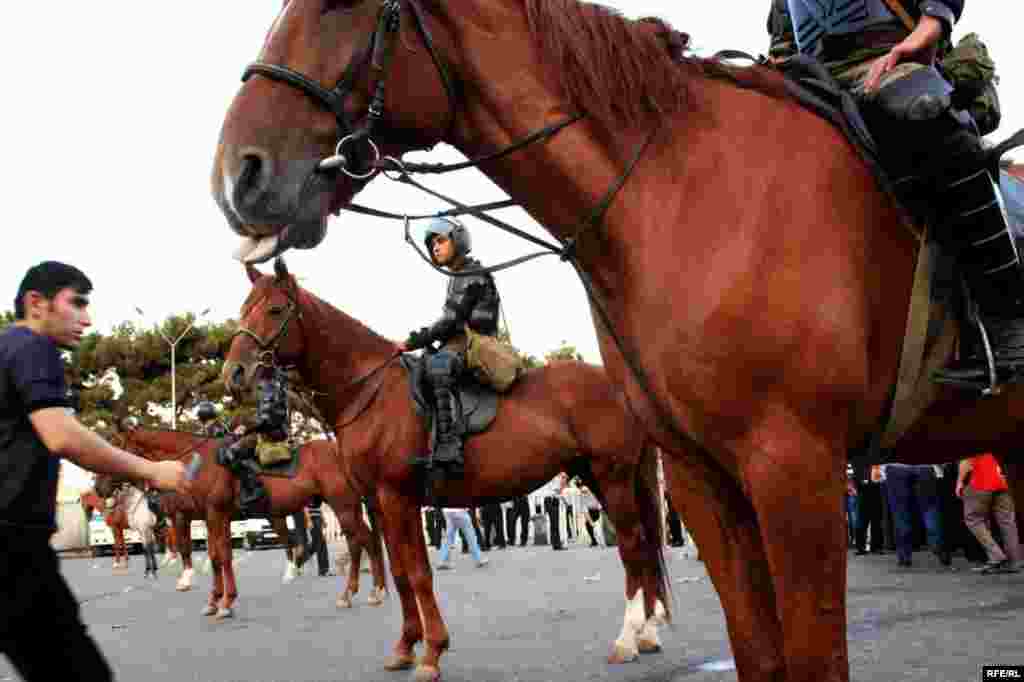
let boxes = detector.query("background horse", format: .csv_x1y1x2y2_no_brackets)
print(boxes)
80,486,130,570
116,424,387,618
223,261,670,681
96,474,161,578
212,3,1024,680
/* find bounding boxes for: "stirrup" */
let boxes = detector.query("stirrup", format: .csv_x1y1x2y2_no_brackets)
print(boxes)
933,294,1001,394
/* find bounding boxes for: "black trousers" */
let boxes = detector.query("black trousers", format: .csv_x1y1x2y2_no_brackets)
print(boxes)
481,504,506,549
544,497,564,549
666,506,685,546
309,513,330,574
425,508,444,549
506,497,529,546
0,528,112,681
855,482,885,552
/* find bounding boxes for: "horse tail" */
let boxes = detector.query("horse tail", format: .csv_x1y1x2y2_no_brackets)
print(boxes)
635,440,672,623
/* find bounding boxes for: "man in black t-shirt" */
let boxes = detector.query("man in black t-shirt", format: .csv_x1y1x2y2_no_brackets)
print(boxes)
0,261,192,681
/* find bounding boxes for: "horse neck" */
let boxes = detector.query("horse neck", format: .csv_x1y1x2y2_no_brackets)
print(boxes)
435,3,660,255
129,430,207,460
294,288,397,423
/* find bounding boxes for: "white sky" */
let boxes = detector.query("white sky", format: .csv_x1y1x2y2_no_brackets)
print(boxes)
4,0,1022,374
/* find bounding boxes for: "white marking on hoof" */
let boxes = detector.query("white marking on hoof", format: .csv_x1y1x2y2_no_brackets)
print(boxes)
215,607,234,620
608,641,639,664
200,604,217,616
282,561,298,584
414,664,441,682
368,586,386,606
176,568,194,591
383,654,416,671
336,589,353,609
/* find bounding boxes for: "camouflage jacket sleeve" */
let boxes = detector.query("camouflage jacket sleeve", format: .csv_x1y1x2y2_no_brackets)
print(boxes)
917,1,962,39
767,0,796,61
423,276,486,346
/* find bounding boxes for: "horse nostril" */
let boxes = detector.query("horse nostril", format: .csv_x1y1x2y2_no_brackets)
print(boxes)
232,150,273,212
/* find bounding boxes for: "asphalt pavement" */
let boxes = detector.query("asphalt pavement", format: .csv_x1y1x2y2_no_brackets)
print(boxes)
1,541,1021,682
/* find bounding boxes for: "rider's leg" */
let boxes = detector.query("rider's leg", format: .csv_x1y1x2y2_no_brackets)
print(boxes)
425,350,465,471
840,61,1024,383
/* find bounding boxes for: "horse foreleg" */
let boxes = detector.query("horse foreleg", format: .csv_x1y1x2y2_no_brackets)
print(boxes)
113,527,127,569
741,423,849,682
394,499,448,682
161,525,180,568
599,480,650,663
661,450,788,681
176,514,195,592
375,494,422,672
212,513,237,619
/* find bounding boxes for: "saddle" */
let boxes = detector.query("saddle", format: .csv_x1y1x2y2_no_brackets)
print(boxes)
216,439,302,479
400,353,499,453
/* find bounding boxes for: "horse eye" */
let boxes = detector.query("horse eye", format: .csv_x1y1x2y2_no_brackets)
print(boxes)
322,0,358,15
268,305,285,315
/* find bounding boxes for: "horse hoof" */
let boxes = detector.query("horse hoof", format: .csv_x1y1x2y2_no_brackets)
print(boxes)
383,654,416,671
215,607,234,620
637,639,662,654
176,584,191,592
200,605,217,616
367,594,383,606
607,643,639,664
414,664,441,682
336,595,352,609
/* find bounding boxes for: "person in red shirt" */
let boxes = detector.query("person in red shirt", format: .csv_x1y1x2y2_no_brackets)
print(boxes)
956,454,1020,574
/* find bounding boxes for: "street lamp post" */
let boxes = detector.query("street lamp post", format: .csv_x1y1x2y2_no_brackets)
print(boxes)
136,307,211,430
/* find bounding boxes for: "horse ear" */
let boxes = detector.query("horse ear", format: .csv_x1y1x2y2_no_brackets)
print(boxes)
274,257,290,282
245,263,262,284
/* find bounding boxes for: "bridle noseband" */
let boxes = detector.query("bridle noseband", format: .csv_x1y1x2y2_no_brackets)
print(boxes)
231,284,303,373
241,0,457,180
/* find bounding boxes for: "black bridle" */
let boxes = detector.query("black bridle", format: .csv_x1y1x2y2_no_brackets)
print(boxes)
242,0,458,180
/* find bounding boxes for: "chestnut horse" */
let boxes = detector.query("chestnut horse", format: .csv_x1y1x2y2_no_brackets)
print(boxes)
115,424,387,618
222,260,670,681
80,487,130,570
212,3,1024,680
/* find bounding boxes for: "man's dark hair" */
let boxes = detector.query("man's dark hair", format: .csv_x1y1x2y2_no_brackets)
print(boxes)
14,261,93,319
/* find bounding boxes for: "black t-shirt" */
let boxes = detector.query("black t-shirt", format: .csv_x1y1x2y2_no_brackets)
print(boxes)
0,326,70,530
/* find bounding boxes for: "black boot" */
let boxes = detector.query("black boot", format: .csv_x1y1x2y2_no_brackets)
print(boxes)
238,461,269,515
433,385,465,476
931,168,1024,391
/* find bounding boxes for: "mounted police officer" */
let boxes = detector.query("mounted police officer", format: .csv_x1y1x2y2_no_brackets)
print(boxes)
397,217,501,475
767,0,1024,388
195,400,228,438
221,365,290,513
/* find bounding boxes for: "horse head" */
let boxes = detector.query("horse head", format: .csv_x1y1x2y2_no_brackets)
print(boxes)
223,258,310,398
212,0,464,264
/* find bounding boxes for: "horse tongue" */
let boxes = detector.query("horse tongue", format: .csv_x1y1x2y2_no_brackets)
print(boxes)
233,234,282,264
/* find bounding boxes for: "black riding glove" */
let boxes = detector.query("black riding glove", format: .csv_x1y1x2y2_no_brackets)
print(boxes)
405,327,433,350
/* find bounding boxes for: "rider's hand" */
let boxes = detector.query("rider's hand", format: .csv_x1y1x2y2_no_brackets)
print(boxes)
955,481,964,498
396,342,408,352
148,460,192,495
864,16,943,94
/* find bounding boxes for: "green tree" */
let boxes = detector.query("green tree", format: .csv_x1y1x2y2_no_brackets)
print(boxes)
544,340,583,364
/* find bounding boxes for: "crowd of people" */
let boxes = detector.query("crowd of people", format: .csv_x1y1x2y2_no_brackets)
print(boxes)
846,455,1020,573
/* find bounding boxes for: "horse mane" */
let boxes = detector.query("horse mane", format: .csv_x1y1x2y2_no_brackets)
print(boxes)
291,279,397,354
521,0,791,131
